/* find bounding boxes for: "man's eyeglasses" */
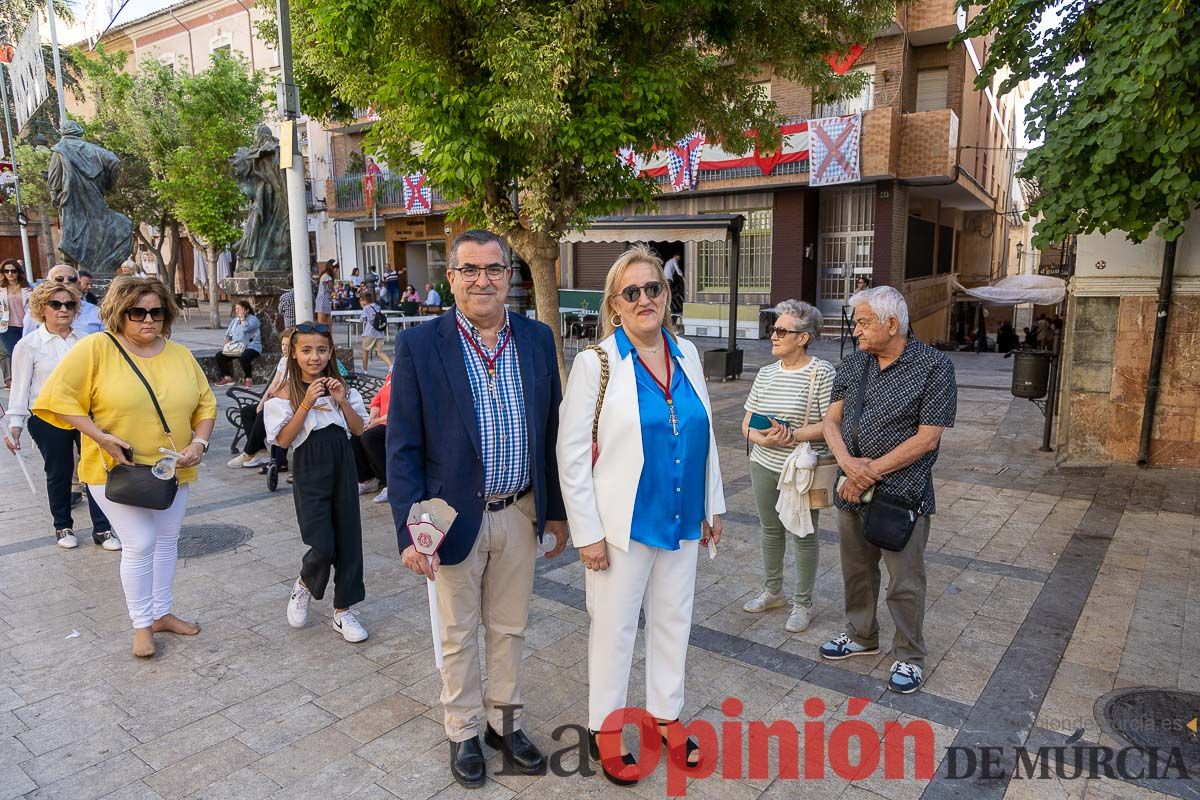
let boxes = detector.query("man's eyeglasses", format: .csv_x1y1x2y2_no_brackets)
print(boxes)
52,275,80,284
619,281,665,304
769,326,804,339
852,316,881,331
452,264,509,282
295,322,331,334
46,300,78,311
125,306,165,322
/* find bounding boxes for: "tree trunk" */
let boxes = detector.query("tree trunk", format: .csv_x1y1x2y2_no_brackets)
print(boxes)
510,229,566,382
203,245,221,328
165,222,181,294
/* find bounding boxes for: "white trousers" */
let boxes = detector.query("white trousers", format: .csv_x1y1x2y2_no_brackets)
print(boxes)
88,483,190,629
586,538,698,731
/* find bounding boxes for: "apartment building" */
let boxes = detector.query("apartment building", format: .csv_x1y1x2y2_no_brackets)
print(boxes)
557,0,1025,341
69,0,340,285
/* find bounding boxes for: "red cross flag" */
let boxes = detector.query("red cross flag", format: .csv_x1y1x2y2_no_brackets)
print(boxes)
403,172,432,215
808,114,862,187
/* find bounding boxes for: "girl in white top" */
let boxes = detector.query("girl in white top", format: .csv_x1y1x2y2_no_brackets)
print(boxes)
265,324,371,643
740,300,834,633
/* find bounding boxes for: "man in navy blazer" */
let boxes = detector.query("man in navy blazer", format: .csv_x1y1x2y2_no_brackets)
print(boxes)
387,229,568,789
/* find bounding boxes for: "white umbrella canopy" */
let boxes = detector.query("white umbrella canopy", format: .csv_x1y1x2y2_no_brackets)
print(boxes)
953,274,1066,306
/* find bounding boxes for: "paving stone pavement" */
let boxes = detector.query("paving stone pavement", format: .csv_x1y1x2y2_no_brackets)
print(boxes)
1,319,1198,800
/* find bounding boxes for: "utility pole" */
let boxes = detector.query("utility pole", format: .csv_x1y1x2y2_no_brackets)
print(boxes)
274,0,313,324
46,0,69,127
0,63,34,283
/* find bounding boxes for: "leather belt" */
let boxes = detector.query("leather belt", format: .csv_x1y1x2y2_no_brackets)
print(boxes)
485,487,530,512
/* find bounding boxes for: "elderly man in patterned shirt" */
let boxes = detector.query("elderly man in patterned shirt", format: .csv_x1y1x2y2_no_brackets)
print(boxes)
819,285,957,694
387,229,569,788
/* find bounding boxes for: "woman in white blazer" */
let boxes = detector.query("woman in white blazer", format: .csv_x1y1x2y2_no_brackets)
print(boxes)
558,245,725,786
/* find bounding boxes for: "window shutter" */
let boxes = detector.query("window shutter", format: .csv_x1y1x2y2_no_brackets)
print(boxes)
573,243,627,290
916,68,949,112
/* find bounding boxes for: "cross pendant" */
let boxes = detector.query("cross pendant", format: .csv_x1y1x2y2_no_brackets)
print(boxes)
668,402,678,436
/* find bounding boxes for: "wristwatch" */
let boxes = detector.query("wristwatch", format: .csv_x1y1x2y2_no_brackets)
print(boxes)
193,437,210,453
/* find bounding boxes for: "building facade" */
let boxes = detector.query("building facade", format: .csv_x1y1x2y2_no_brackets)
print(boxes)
1058,212,1200,467
68,0,338,285
556,0,1025,342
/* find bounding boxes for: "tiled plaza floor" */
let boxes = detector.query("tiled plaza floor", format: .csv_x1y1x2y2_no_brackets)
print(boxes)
1,319,1197,800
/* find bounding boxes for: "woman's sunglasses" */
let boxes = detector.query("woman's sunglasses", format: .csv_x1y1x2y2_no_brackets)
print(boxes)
1,268,19,275
46,300,78,311
125,306,166,322
619,281,666,304
295,323,331,334
769,326,804,338
52,275,80,283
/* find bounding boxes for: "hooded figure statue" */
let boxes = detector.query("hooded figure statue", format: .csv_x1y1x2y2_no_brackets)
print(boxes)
47,121,133,273
230,124,291,272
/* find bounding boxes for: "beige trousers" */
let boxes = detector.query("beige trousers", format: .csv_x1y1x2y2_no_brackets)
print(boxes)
434,492,537,742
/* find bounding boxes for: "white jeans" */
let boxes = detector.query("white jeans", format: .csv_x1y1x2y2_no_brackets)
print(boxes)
585,538,698,730
88,483,190,629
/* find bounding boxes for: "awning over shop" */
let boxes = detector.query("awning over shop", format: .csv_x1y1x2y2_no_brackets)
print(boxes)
953,274,1067,307
561,214,743,245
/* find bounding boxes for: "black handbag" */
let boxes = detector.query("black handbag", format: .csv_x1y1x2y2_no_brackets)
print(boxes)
849,360,919,552
102,333,180,511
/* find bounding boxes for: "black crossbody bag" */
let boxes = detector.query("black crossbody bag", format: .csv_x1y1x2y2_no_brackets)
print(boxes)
102,333,180,510
849,362,919,552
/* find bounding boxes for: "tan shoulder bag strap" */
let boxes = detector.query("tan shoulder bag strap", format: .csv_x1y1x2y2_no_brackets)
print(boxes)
585,345,609,463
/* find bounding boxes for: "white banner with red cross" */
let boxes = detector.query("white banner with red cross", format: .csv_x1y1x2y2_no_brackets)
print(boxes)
808,113,862,187
403,172,433,215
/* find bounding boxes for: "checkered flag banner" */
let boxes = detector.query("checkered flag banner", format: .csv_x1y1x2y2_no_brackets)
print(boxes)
666,131,705,192
809,114,862,187
403,172,432,215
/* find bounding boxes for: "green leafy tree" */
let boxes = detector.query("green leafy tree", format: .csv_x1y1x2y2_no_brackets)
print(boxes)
74,46,186,291
287,0,893,368
153,53,268,327
962,0,1199,245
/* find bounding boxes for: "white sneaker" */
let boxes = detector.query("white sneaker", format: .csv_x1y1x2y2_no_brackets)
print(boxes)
92,530,122,551
286,578,310,628
55,528,78,549
332,608,368,642
372,487,388,504
243,451,273,468
357,478,380,495
785,604,812,633
743,590,787,613
226,452,253,468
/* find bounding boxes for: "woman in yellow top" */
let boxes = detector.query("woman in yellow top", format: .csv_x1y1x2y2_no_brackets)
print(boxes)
34,277,217,658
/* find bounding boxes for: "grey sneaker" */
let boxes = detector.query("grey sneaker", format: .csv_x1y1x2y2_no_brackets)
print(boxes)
785,604,811,633
743,590,787,613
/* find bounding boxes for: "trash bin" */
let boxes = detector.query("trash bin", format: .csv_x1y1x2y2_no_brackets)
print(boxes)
704,348,744,381
1011,350,1051,399
759,309,778,340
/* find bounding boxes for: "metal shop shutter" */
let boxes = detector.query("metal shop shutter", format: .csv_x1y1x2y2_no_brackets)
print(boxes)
573,242,627,290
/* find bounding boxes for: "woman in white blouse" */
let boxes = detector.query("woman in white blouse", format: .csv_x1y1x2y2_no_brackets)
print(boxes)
4,281,120,550
557,246,725,785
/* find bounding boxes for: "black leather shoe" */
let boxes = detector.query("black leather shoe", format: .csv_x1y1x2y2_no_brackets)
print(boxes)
484,724,546,775
450,737,486,788
588,729,639,786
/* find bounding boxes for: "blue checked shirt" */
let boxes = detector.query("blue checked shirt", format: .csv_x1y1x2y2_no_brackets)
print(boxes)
455,308,530,498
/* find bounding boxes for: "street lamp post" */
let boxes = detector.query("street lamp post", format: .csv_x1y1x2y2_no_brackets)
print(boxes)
0,63,34,283
274,0,314,324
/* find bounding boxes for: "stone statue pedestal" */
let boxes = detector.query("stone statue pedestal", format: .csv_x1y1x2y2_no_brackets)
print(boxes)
220,271,293,355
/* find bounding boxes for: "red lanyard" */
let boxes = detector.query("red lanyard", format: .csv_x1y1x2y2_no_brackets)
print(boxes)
457,319,510,380
635,331,679,435
634,331,672,402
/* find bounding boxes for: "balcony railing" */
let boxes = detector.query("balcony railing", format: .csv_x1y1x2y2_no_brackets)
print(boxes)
328,173,448,213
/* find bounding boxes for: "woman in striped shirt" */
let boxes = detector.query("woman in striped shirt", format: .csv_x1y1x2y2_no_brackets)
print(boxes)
741,300,835,633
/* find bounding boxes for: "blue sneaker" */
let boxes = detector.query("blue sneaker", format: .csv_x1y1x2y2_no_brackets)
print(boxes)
888,661,923,694
819,634,881,660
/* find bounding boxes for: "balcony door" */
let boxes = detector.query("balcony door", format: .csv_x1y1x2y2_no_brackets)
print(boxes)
816,186,875,318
